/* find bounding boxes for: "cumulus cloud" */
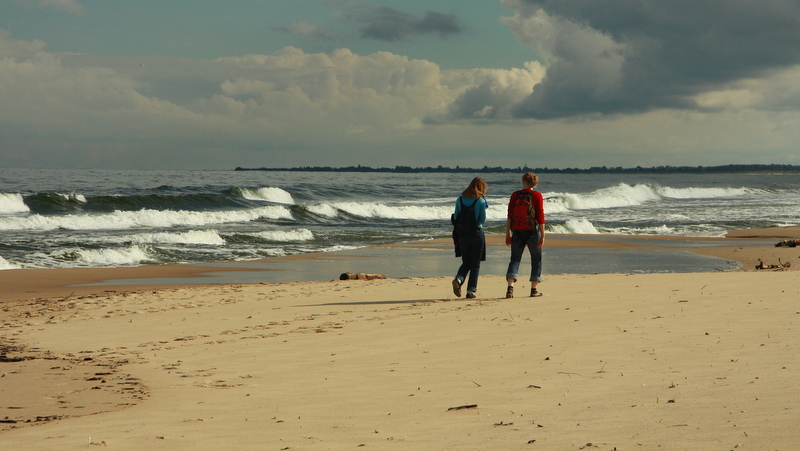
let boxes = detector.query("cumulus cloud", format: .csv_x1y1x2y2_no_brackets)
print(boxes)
0,29,46,59
500,0,800,118
424,62,546,122
340,5,462,41
0,31,489,166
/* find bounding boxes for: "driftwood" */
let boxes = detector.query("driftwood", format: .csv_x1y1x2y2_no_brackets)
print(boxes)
447,404,477,411
775,239,800,247
755,258,792,270
339,272,386,280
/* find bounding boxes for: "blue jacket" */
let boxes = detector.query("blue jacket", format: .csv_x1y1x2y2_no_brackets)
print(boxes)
454,196,487,229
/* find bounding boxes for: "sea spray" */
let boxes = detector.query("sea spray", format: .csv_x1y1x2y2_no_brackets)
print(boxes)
240,187,295,204
0,193,30,214
0,255,19,270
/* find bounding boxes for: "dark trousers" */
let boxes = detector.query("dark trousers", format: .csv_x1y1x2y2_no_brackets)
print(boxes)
456,231,485,292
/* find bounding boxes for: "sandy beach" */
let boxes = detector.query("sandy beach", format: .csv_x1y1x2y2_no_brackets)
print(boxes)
2,228,800,450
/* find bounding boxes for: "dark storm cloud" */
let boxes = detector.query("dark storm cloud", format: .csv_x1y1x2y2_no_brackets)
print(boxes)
342,5,462,41
509,0,800,118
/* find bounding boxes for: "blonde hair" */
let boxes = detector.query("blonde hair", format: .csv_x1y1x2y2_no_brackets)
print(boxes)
522,172,539,189
462,177,487,198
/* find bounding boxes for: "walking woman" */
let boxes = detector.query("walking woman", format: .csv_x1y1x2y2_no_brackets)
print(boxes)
451,177,488,299
505,172,545,298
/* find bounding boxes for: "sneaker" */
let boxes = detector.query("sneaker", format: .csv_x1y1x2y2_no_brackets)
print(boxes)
530,288,543,297
452,278,462,297
466,291,476,299
505,286,514,299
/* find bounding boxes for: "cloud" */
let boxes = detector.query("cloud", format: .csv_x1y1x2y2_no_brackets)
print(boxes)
340,5,462,41
3,28,800,170
0,31,481,167
0,29,46,59
38,0,85,16
424,62,546,122
500,0,800,118
276,22,335,41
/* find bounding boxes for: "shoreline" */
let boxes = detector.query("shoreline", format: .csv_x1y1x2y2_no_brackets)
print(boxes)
2,226,798,304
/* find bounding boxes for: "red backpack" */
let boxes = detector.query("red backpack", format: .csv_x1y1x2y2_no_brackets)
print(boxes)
509,190,537,231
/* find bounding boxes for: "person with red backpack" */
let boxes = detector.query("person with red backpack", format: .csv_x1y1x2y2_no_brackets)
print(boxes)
504,172,545,298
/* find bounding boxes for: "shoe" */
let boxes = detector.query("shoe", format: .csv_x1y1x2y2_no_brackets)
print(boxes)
530,288,543,297
452,278,462,297
466,291,476,299
505,286,514,299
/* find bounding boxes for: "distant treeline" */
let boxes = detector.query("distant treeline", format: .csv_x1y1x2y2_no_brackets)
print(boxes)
235,164,800,174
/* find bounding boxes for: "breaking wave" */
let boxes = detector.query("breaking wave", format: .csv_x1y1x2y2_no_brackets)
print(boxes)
53,245,155,267
0,193,30,214
0,255,19,270
546,183,754,212
0,206,293,231
250,229,314,242
239,187,295,204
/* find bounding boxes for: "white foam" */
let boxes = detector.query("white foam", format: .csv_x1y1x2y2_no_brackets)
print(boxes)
252,229,314,242
547,183,758,214
59,245,154,267
325,201,513,221
131,230,226,246
605,224,676,235
0,206,293,231
548,183,662,211
306,203,339,217
0,193,30,214
0,255,20,270
332,202,450,220
549,218,601,234
241,187,295,204
56,192,87,203
656,186,753,199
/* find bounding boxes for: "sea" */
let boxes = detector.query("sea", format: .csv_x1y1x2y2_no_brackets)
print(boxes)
1,168,798,278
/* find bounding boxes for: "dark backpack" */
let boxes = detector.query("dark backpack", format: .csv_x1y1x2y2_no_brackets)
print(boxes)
453,197,480,234
509,190,537,231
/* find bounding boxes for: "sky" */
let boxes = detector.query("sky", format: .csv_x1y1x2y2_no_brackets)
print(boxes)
2,0,800,170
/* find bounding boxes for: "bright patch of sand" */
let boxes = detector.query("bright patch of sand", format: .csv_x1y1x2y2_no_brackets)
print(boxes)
2,227,800,450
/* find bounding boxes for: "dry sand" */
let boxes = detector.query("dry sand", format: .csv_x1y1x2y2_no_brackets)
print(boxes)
2,228,800,450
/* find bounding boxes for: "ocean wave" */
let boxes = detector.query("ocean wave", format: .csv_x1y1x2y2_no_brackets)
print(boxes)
54,245,155,267
328,202,451,220
655,186,755,199
549,218,601,234
604,225,676,235
0,255,20,270
0,206,293,231
547,183,662,211
251,229,315,242
0,193,30,214
305,204,339,218
130,230,227,246
333,202,446,220
545,183,755,213
310,201,509,221
239,187,295,204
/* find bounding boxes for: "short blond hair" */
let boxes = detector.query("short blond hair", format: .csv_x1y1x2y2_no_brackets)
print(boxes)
522,172,539,188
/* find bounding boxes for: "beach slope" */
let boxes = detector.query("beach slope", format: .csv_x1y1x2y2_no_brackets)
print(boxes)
2,269,800,450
